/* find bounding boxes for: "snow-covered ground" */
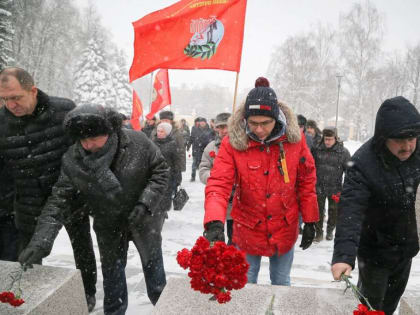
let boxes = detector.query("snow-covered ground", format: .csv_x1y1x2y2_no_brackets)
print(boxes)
45,140,420,314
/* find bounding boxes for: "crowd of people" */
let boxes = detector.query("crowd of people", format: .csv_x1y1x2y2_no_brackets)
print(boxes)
0,67,419,315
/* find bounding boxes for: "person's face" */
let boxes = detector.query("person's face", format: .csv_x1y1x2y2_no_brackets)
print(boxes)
216,124,228,139
247,115,276,141
160,118,171,124
157,128,167,139
385,137,417,161
0,76,38,117
324,136,336,148
80,135,109,153
307,127,315,137
199,121,206,128
147,119,155,126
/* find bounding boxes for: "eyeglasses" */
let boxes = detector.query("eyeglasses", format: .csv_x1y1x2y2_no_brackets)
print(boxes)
247,119,275,129
0,95,24,106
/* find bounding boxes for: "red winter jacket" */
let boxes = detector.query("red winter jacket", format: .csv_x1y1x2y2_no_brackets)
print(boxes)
204,102,319,257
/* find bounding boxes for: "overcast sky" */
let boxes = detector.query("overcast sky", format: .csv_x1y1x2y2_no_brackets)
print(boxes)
77,0,420,94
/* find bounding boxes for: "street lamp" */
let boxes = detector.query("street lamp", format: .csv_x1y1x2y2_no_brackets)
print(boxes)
335,74,343,130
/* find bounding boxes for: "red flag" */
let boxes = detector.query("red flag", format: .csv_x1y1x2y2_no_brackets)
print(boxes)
146,69,172,119
131,90,143,130
129,0,247,82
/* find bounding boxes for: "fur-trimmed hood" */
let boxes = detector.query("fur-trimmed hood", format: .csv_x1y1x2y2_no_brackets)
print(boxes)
228,101,301,151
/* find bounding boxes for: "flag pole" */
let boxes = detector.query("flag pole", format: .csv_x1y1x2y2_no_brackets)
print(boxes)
149,71,154,113
232,72,239,113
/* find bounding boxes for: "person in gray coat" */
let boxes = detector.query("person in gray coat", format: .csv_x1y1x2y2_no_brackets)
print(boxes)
18,104,170,315
199,112,235,244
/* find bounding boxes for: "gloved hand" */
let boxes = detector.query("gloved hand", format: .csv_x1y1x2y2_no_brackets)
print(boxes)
299,223,315,250
203,220,225,242
18,247,46,271
128,204,148,226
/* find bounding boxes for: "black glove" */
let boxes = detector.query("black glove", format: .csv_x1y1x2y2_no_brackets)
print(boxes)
128,204,148,226
299,223,315,250
203,220,225,243
18,247,46,271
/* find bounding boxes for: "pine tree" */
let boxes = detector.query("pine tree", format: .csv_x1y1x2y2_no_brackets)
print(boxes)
109,49,132,115
73,38,116,106
0,0,14,69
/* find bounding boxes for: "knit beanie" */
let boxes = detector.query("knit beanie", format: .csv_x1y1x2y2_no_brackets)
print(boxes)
157,122,173,136
244,77,279,120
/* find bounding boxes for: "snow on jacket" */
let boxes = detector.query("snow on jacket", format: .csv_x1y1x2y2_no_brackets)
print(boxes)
28,127,169,255
311,140,351,196
332,96,420,268
204,101,319,257
0,90,75,234
153,134,183,211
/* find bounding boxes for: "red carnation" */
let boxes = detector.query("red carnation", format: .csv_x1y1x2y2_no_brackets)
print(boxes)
209,151,216,158
176,248,192,269
216,291,231,304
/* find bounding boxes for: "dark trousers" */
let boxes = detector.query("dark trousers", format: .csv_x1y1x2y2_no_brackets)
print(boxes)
226,219,233,245
315,194,338,235
191,154,202,179
93,211,166,315
357,256,412,315
0,215,18,261
94,223,129,315
17,212,97,298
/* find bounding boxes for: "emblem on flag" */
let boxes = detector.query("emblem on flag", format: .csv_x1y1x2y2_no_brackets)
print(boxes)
184,16,224,60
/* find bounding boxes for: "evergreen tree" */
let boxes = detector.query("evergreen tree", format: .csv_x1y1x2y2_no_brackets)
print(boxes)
73,38,115,106
109,49,132,115
0,0,14,69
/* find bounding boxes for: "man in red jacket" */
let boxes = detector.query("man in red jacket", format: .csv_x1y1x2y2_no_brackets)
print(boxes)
203,77,319,285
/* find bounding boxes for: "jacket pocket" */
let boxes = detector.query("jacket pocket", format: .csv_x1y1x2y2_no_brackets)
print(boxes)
232,208,261,229
247,160,262,190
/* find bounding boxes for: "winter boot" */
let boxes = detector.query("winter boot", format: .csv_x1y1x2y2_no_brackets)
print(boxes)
86,295,96,313
314,232,323,243
326,230,334,241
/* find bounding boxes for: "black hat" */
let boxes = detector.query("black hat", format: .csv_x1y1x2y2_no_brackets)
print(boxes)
159,110,174,121
64,104,122,140
244,77,279,120
297,114,307,127
307,120,318,129
322,127,337,137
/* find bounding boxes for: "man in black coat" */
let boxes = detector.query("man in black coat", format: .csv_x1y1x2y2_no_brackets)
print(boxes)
187,117,213,181
0,67,97,311
19,104,170,315
311,127,351,241
331,96,420,315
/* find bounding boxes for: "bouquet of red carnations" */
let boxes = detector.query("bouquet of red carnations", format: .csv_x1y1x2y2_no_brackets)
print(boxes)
177,236,249,304
0,266,25,308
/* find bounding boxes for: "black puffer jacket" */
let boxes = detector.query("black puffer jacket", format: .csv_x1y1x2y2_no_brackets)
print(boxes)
311,140,351,196
333,96,420,268
0,90,74,233
153,135,183,211
0,168,14,219
28,126,169,254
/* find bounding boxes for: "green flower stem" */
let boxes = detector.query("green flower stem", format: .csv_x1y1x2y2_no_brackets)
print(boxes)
6,266,24,298
340,274,375,311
